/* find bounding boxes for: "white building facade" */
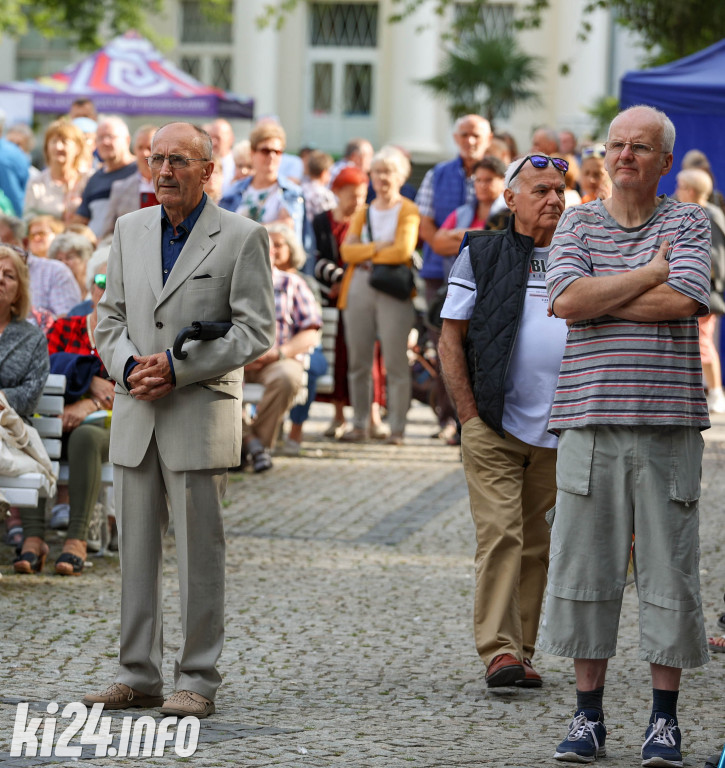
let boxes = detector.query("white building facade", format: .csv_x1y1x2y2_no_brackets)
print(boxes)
3,0,645,161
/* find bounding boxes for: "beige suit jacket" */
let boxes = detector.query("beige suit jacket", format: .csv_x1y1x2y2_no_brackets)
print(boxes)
95,198,275,471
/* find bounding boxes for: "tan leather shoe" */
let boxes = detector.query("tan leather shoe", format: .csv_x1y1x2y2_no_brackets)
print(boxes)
82,682,164,709
160,690,215,718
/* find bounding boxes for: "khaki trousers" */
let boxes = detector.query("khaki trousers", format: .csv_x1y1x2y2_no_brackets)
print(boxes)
243,358,304,449
460,417,556,666
114,434,228,701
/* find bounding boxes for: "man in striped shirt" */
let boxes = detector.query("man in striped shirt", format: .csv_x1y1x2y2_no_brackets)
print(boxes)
540,105,711,768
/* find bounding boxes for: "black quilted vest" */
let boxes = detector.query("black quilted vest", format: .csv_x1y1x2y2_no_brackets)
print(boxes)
464,217,535,437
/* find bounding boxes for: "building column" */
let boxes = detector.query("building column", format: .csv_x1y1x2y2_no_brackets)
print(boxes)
381,1,448,158
233,0,280,119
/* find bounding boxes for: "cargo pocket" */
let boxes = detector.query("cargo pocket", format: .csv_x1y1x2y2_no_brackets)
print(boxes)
556,428,596,496
668,429,703,504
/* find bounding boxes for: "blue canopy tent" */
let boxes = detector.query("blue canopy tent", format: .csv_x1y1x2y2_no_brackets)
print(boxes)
620,39,725,196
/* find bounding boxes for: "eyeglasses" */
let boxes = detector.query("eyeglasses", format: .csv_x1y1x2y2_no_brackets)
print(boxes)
147,154,210,169
94,273,106,290
254,147,282,157
604,141,666,156
581,146,606,159
509,155,569,184
1,244,29,263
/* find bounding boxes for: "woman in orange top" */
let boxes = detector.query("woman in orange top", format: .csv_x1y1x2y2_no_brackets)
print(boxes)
339,146,419,445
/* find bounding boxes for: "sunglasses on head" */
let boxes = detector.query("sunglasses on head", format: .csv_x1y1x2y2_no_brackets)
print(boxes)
581,146,606,159
94,273,106,290
1,244,29,263
510,155,569,184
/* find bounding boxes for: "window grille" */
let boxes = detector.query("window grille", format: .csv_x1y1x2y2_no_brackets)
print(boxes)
312,63,334,113
343,63,372,115
180,56,202,80
454,2,514,39
212,56,232,90
181,0,232,44
309,3,378,47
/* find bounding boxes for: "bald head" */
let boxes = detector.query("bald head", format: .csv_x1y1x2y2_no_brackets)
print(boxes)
96,116,133,170
207,119,235,157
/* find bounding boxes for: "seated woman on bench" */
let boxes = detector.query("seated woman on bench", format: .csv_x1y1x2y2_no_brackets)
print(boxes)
36,263,113,575
0,244,51,570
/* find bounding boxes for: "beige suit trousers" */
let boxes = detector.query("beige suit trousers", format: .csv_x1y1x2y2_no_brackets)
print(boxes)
460,417,556,666
114,434,227,701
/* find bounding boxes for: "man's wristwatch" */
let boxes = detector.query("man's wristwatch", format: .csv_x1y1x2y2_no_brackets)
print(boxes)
277,347,286,360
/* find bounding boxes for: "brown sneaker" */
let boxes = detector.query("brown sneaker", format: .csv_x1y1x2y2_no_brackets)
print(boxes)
82,683,164,710
160,690,215,718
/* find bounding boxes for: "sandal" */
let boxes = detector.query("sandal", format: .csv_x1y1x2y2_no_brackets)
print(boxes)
708,635,725,654
4,525,23,549
55,552,85,575
13,538,49,574
56,539,87,576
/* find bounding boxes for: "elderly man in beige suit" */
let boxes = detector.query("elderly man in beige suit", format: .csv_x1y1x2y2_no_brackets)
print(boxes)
85,122,275,718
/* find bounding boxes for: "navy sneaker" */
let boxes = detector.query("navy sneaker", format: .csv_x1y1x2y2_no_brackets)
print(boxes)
554,710,607,763
641,714,683,767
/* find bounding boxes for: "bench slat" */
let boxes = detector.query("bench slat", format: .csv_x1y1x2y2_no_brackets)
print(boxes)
32,416,63,438
2,488,40,507
36,394,65,415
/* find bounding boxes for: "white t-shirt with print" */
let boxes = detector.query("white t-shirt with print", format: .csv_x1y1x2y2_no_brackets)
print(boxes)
441,243,567,448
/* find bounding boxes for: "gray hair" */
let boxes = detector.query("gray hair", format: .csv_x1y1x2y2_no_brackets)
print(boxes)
453,115,491,136
503,154,566,192
0,214,26,244
232,139,251,164
6,123,35,152
154,122,213,160
370,145,411,184
98,115,130,139
265,223,306,270
48,232,94,263
504,156,527,192
677,168,713,200
132,123,158,149
344,138,373,160
609,105,676,153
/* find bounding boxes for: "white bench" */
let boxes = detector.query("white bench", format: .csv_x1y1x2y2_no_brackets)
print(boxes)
0,373,65,508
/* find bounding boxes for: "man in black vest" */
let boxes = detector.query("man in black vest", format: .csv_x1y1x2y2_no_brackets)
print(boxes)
438,154,568,688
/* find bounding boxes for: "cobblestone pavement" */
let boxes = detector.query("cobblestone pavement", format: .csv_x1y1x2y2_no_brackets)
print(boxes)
1,402,723,767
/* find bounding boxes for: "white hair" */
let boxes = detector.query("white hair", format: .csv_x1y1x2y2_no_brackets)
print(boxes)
609,105,676,153
453,114,491,136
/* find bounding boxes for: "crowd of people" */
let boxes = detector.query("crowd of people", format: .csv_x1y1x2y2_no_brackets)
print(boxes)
0,99,724,754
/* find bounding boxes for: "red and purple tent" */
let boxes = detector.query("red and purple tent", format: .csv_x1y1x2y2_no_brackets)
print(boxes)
0,31,254,119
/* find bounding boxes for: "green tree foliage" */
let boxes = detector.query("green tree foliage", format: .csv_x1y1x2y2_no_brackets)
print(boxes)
0,0,231,52
584,0,725,65
419,37,541,128
586,95,620,139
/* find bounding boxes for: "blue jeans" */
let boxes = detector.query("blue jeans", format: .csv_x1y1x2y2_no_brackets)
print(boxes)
289,346,328,425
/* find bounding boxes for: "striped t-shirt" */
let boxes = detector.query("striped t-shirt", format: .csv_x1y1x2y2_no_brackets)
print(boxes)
546,196,711,430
